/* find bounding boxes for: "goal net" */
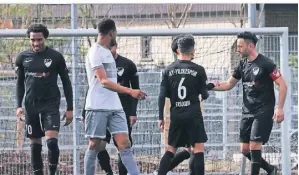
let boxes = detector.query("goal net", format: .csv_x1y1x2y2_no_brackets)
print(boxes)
0,28,295,175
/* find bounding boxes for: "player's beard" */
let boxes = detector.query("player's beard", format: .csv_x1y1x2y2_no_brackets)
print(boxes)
109,38,116,47
32,45,46,52
240,50,250,58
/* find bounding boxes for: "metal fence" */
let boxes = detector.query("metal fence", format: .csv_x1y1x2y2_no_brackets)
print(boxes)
0,28,295,175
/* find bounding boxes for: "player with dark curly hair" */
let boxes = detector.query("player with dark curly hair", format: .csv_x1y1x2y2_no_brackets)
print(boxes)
15,23,73,175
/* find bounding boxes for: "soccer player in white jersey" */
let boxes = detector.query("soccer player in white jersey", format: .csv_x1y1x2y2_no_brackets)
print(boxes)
84,18,147,175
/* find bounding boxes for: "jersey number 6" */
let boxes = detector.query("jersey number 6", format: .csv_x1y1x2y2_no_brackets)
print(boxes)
178,77,187,100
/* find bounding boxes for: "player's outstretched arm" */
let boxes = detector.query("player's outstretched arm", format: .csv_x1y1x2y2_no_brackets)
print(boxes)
58,55,73,111
94,68,146,99
208,61,242,91
208,76,239,91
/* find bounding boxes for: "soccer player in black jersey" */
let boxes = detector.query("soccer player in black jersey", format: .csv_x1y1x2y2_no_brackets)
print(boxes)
15,24,73,175
154,35,209,175
207,31,287,175
157,35,209,175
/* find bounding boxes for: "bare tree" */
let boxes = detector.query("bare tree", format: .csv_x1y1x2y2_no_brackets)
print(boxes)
156,4,193,61
158,4,193,29
78,4,114,48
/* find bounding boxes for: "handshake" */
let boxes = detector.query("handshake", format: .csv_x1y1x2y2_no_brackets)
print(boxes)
206,81,220,91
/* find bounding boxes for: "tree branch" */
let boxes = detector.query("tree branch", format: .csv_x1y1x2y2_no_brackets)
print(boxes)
126,5,145,28
177,4,192,28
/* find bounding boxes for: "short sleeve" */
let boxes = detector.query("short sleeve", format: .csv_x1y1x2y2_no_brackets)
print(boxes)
265,59,281,81
89,48,104,70
232,61,242,80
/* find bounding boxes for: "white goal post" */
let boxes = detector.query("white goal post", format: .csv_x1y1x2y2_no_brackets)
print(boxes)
0,27,291,175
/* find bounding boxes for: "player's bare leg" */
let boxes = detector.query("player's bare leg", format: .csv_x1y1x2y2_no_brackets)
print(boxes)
30,138,43,175
113,133,140,175
240,143,277,175
45,130,60,175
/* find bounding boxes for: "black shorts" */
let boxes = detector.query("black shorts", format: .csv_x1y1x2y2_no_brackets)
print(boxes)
239,111,274,144
24,98,61,138
168,116,208,148
104,115,133,146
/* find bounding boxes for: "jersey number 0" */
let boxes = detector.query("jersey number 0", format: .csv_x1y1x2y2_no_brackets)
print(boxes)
178,77,187,100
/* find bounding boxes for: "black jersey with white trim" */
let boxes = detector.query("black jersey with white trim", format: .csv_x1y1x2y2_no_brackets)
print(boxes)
15,47,73,110
159,60,208,120
232,54,280,115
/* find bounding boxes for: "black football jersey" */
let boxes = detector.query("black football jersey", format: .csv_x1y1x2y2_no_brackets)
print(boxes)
115,55,139,116
160,60,208,119
15,47,73,110
232,54,280,115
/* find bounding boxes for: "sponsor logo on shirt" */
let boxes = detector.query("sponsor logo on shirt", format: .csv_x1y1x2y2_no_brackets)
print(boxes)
26,72,51,78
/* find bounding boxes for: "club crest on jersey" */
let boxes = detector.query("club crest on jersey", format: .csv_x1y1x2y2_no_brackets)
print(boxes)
44,58,52,67
117,67,124,76
252,67,259,75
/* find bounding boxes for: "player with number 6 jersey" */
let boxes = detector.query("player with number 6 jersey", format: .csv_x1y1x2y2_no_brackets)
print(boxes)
157,35,208,175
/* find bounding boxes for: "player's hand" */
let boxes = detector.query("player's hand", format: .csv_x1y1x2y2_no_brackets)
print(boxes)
158,119,164,132
64,111,73,126
130,116,137,127
273,107,284,123
129,89,147,100
206,81,220,90
16,108,24,120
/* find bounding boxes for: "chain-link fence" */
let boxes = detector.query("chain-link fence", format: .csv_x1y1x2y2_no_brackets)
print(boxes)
0,28,294,174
